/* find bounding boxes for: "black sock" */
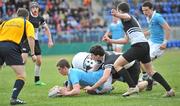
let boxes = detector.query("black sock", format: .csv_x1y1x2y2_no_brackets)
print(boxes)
11,79,25,99
152,72,171,91
147,78,153,86
35,76,40,83
118,68,136,88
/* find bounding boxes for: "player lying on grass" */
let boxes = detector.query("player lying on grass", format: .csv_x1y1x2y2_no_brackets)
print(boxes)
48,58,113,97
48,52,153,97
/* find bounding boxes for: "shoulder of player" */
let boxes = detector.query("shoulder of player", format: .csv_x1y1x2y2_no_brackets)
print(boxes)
69,68,83,74
154,12,163,18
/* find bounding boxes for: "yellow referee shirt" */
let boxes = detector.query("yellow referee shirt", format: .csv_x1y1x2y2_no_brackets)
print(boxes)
0,17,35,45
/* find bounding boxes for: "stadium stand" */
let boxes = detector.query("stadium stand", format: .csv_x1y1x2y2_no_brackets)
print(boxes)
0,0,179,48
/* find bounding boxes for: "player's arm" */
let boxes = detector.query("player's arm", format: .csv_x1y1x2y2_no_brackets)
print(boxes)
84,68,111,90
43,23,54,48
102,31,110,41
162,21,171,41
111,9,131,20
26,22,36,62
108,35,129,44
60,84,81,96
160,22,171,50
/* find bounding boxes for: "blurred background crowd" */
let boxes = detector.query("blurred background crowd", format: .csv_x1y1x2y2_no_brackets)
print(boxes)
0,0,180,44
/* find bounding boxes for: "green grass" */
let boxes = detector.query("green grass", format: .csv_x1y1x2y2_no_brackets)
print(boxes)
0,50,180,106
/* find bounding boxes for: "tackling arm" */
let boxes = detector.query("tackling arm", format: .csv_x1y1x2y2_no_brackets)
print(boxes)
84,68,111,90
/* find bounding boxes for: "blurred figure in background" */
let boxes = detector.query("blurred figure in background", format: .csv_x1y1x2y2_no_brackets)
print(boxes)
102,16,125,52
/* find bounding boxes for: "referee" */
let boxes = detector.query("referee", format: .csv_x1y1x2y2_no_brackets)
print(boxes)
0,8,36,105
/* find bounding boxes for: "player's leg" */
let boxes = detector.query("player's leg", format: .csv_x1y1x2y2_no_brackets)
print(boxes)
34,55,46,85
10,65,26,105
143,62,175,97
5,43,27,105
116,44,123,53
140,41,164,81
34,41,46,85
114,54,139,96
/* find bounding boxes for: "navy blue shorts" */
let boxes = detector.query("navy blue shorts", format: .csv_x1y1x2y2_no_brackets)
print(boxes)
0,42,24,65
21,40,41,55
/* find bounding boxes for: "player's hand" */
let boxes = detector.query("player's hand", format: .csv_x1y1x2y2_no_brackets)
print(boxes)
102,36,107,41
84,86,93,91
31,55,37,62
59,87,68,96
111,9,118,16
48,40,54,48
160,43,167,50
102,36,110,42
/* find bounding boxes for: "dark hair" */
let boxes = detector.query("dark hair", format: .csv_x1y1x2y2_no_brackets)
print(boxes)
117,2,130,13
89,45,105,56
142,1,153,9
17,8,29,18
56,58,70,68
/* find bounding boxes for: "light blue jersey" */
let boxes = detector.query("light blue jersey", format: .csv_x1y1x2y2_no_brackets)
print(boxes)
108,20,125,39
148,11,166,44
68,68,104,90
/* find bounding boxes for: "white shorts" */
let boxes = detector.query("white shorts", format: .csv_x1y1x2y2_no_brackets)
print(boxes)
95,75,112,94
112,44,123,50
148,40,164,60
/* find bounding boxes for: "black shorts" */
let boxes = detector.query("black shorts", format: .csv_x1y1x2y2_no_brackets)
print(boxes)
0,42,24,65
112,61,140,84
21,40,41,55
122,42,151,64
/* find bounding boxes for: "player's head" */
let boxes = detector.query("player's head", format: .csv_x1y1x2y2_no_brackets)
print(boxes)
17,8,29,18
117,2,130,13
142,1,154,17
89,45,105,62
29,2,39,16
72,52,95,71
56,58,70,75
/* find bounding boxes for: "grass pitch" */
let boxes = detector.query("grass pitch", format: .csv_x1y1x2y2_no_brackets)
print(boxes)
0,50,180,106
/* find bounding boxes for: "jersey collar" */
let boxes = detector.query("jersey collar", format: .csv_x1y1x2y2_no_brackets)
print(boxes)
146,11,156,24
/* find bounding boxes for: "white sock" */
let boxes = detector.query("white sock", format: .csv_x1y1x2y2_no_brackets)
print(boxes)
34,64,41,77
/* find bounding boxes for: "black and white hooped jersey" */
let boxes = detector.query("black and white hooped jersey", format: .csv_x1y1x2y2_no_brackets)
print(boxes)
121,16,147,45
29,12,46,40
